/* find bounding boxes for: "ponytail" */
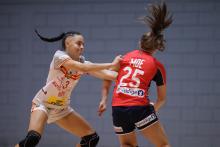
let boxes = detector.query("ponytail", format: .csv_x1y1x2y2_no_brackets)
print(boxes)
35,29,82,50
140,1,173,52
35,29,65,42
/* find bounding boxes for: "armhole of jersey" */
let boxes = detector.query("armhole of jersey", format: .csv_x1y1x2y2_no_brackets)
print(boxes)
158,64,166,85
152,69,163,86
153,64,166,86
54,58,71,70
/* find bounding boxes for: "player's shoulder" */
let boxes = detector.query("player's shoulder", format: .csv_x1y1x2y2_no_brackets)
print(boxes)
53,50,70,60
154,58,164,66
128,49,139,55
123,49,139,58
54,50,67,57
154,58,166,71
52,50,71,69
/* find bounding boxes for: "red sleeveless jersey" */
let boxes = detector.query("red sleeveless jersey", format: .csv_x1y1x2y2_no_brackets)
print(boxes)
112,50,166,106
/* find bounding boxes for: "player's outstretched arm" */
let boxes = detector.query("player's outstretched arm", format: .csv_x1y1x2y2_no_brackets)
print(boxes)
89,69,118,81
63,55,122,73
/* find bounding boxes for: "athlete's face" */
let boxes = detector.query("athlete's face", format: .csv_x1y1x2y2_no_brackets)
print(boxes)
65,35,84,60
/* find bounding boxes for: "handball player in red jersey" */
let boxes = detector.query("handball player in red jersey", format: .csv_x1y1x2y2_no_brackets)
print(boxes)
98,1,173,147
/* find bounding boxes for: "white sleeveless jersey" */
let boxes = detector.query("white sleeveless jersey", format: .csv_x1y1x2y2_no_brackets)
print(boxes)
33,50,85,109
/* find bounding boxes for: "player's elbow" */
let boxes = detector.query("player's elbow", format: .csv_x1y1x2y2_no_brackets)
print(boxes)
158,96,167,105
109,71,118,80
79,64,92,73
81,68,89,73
105,75,116,81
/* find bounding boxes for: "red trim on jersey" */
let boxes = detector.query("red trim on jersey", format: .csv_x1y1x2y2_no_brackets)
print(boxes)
60,66,80,80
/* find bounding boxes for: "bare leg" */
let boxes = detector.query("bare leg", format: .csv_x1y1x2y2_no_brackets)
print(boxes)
55,111,95,137
27,110,48,133
140,121,170,147
15,108,48,147
117,131,138,147
55,111,96,147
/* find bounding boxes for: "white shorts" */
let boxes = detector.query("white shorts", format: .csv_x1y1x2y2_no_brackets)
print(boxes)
31,102,74,124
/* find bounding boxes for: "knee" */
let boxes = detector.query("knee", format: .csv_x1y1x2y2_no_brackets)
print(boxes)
18,130,41,147
80,132,99,147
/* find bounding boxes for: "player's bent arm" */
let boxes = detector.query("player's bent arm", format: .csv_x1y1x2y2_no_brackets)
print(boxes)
101,80,112,102
89,69,118,81
154,84,166,112
98,80,112,116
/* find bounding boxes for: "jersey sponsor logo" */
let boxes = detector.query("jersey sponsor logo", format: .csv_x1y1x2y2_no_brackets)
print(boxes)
113,126,123,133
116,86,145,98
135,113,157,128
46,96,66,106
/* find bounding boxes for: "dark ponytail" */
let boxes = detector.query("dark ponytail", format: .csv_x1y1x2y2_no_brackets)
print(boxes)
35,30,65,42
140,1,173,52
35,30,82,50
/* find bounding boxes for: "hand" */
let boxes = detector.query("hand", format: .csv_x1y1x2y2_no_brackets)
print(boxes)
98,100,107,117
112,55,122,67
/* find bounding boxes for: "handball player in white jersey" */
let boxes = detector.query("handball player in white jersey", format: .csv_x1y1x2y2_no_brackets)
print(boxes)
15,30,120,147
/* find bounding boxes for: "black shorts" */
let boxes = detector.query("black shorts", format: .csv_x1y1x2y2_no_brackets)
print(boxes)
112,105,158,135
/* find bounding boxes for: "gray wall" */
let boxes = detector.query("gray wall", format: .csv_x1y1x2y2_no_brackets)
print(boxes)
0,0,220,147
